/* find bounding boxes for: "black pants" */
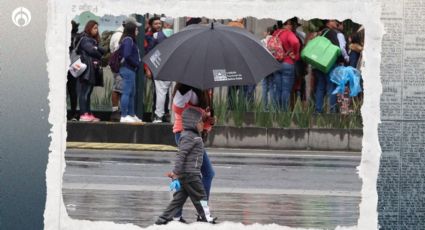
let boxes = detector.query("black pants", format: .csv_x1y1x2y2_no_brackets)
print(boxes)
159,174,210,221
78,79,94,114
67,71,78,118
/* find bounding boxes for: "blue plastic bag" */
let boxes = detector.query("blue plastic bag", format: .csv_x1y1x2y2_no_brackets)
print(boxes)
169,179,181,192
330,66,362,97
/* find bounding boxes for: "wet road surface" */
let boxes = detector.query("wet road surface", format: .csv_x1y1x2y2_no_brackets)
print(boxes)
63,148,361,229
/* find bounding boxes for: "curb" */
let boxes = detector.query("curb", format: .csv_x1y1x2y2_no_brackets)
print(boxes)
67,142,177,152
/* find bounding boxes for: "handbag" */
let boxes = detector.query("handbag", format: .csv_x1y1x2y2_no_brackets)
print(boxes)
69,38,87,78
301,30,341,73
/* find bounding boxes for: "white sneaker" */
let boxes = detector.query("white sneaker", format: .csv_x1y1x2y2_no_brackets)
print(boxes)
120,115,136,123
131,115,143,123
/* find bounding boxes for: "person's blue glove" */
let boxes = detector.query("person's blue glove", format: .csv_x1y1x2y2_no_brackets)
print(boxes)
169,179,181,192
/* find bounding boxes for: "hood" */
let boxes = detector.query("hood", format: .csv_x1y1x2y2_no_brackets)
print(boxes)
182,107,203,131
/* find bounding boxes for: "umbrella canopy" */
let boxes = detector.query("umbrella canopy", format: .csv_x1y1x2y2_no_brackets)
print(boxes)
143,22,281,90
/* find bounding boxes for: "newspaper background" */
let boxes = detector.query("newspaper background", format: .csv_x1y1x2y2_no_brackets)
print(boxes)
378,0,425,229
41,0,422,229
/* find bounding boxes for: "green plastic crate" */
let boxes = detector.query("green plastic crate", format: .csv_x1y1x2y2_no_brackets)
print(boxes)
301,33,341,73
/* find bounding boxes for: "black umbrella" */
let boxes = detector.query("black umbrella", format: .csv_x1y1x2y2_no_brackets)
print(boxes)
143,22,281,90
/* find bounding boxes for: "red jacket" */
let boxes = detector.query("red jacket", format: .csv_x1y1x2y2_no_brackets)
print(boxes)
272,29,300,64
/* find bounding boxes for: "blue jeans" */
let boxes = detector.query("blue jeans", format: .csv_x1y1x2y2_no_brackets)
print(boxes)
271,62,295,111
119,67,136,117
313,68,338,113
262,73,274,109
243,85,256,106
174,132,215,218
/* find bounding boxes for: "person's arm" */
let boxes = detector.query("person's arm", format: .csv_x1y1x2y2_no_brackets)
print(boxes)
80,37,103,59
172,135,194,175
337,33,349,63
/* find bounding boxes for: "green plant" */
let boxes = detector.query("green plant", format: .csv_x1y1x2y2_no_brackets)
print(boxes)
273,106,292,128
213,94,228,125
292,97,313,128
229,90,247,127
254,101,273,128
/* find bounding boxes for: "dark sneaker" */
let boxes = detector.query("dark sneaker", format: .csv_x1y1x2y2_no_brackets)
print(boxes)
155,217,169,225
163,113,171,122
197,215,218,224
152,115,163,123
173,216,187,223
179,217,187,223
110,110,121,122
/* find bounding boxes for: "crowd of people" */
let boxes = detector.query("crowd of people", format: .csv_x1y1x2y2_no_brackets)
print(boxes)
67,16,364,123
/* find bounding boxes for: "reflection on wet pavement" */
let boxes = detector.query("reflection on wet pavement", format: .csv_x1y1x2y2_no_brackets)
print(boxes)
63,189,359,228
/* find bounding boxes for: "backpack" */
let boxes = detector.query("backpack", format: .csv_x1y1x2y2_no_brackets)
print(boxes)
108,49,121,74
266,29,285,61
108,37,132,73
99,30,115,67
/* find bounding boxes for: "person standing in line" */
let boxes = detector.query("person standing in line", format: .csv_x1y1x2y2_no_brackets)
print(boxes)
144,16,162,121
270,19,301,111
152,17,174,123
108,20,124,121
118,19,143,123
67,20,80,121
261,26,275,110
312,19,342,114
78,20,104,122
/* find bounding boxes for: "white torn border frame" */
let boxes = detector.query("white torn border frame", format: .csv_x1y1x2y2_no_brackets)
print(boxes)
45,0,384,229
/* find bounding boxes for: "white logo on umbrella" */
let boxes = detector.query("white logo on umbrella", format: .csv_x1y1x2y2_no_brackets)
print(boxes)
150,50,162,69
12,7,31,27
213,69,228,82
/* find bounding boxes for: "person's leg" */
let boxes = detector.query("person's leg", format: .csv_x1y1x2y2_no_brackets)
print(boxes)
262,78,268,109
67,72,78,119
111,73,122,121
280,63,295,112
184,174,215,222
326,71,338,113
173,132,184,219
86,84,94,114
201,151,215,200
227,86,236,110
163,81,172,122
271,67,283,110
119,67,133,117
78,80,89,115
156,187,189,224
154,80,170,120
313,69,327,113
128,71,136,116
151,79,156,119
